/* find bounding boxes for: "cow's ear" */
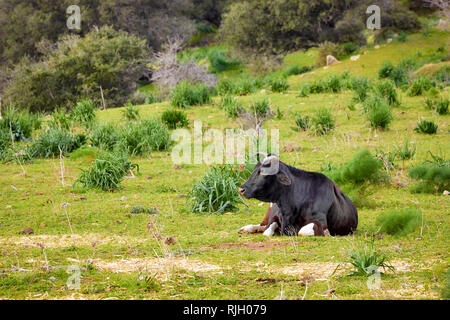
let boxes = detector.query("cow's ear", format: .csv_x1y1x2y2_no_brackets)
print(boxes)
277,172,291,185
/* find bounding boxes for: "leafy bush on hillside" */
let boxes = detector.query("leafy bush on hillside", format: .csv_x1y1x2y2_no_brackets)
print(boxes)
171,81,212,108
351,76,372,102
373,80,399,106
426,97,449,115
90,124,120,151
317,41,344,67
408,77,435,96
250,99,272,118
269,78,289,93
119,120,170,156
70,99,97,127
161,109,189,129
48,108,72,131
284,65,312,77
408,155,450,193
75,150,138,191
375,208,422,236
29,128,86,158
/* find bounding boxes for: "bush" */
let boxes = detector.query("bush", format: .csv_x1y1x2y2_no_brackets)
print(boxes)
122,104,140,122
375,208,422,236
408,162,450,194
0,107,35,142
119,120,170,156
331,150,386,185
284,65,312,77
145,92,162,104
270,78,289,93
250,99,271,118
351,76,372,102
297,84,310,97
323,74,344,93
415,120,438,134
71,99,97,127
408,77,434,96
29,128,85,158
216,78,236,96
397,32,407,42
312,107,335,135
294,115,311,131
4,26,149,112
187,165,247,214
378,61,395,79
342,42,358,55
435,98,449,115
90,124,120,151
373,80,399,106
75,150,138,191
161,109,189,129
48,108,72,131
367,99,393,130
220,95,244,119
171,81,212,108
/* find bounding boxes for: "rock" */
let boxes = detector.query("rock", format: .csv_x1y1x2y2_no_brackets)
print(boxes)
164,236,176,245
281,144,301,153
49,276,56,282
387,38,393,43
35,191,44,195
443,190,450,195
350,54,360,61
323,288,336,296
374,45,380,49
326,55,340,66
19,228,34,235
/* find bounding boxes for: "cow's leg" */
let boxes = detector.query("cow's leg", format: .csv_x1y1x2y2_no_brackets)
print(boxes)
263,222,279,237
238,224,266,234
298,223,315,236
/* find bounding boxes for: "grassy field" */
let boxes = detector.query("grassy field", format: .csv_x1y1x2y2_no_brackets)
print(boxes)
0,31,449,300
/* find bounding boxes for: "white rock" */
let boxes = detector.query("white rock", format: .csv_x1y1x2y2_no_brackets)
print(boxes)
326,55,340,66
350,54,360,61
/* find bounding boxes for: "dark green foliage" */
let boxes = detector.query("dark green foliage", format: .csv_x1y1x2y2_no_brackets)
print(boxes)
208,49,240,73
131,206,160,214
4,26,148,112
408,77,434,96
0,128,11,157
216,78,236,96
70,99,97,127
330,150,386,185
426,97,449,115
414,120,438,134
188,165,249,214
122,104,140,122
351,76,372,102
378,61,395,79
0,107,37,142
435,65,449,84
378,61,409,87
342,42,358,54
161,109,189,129
297,84,310,97
284,65,312,77
119,120,170,156
270,78,289,93
408,160,450,194
250,99,271,118
75,150,138,191
367,100,393,130
90,124,120,151
312,107,335,135
397,32,407,42
373,80,399,106
171,81,212,108
375,208,422,236
29,128,85,158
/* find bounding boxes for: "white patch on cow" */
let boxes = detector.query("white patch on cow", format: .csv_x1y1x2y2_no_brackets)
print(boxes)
298,223,315,236
263,222,278,237
269,202,273,208
238,224,261,234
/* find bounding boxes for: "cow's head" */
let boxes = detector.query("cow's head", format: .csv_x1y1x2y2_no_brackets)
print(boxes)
239,153,291,202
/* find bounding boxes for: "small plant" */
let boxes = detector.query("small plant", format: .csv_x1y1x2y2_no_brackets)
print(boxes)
216,78,236,96
122,103,140,122
397,32,407,42
90,124,120,151
351,76,372,102
71,99,97,127
394,140,416,160
297,84,310,97
375,208,422,236
48,108,72,131
312,107,335,135
187,165,246,214
344,239,395,276
408,157,450,194
378,61,395,79
270,78,289,93
119,119,170,156
29,128,85,158
75,150,138,191
408,77,434,96
323,74,343,93
145,92,162,104
367,100,393,130
161,109,189,129
293,114,311,131
373,80,399,106
415,119,438,134
250,99,271,118
220,95,244,119
275,107,283,120
131,206,159,214
0,107,36,142
375,149,396,171
171,81,211,108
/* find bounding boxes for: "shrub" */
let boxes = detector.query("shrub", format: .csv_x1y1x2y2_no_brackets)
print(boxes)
187,165,246,214
331,150,386,185
367,100,393,130
297,84,310,97
434,98,449,115
145,93,162,104
71,99,97,127
312,107,335,135
408,77,434,96
29,128,85,158
270,78,289,93
397,32,407,42
122,104,140,122
250,99,271,118
216,78,236,96
90,124,120,151
0,128,11,157
171,81,211,108
284,65,311,76
375,208,422,236
294,115,311,131
395,140,416,160
220,95,244,119
48,108,72,131
161,109,189,129
75,150,138,191
119,119,170,156
351,76,372,102
344,239,394,276
0,107,41,142
408,161,450,194
378,61,395,79
415,120,438,134
373,80,399,106
342,42,358,55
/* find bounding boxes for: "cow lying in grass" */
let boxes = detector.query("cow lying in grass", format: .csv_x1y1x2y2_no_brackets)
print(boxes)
238,153,358,237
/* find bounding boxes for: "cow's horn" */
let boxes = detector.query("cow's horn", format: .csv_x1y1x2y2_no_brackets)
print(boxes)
254,152,268,160
262,154,278,165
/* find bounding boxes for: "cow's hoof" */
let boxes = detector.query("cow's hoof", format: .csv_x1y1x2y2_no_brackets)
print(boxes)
263,222,278,237
324,229,331,237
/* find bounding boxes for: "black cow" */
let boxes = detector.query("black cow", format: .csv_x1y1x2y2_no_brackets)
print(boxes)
238,153,358,236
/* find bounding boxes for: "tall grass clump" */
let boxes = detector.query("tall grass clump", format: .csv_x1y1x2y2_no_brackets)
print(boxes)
408,77,434,96
29,128,86,158
293,114,311,131
75,150,138,191
375,208,422,236
351,76,372,102
378,61,395,79
187,165,247,214
395,140,416,160
367,100,393,130
216,78,236,96
250,99,271,118
426,97,449,115
0,107,36,142
90,124,120,151
122,103,140,122
48,108,72,131
145,92,162,104
414,119,438,134
119,119,170,156
269,78,289,93
161,109,189,129
373,80,399,106
171,81,211,108
70,99,97,127
312,107,335,135
408,155,450,193
220,95,244,119
284,65,312,77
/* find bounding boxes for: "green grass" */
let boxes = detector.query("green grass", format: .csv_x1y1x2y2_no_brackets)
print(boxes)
0,29,449,300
